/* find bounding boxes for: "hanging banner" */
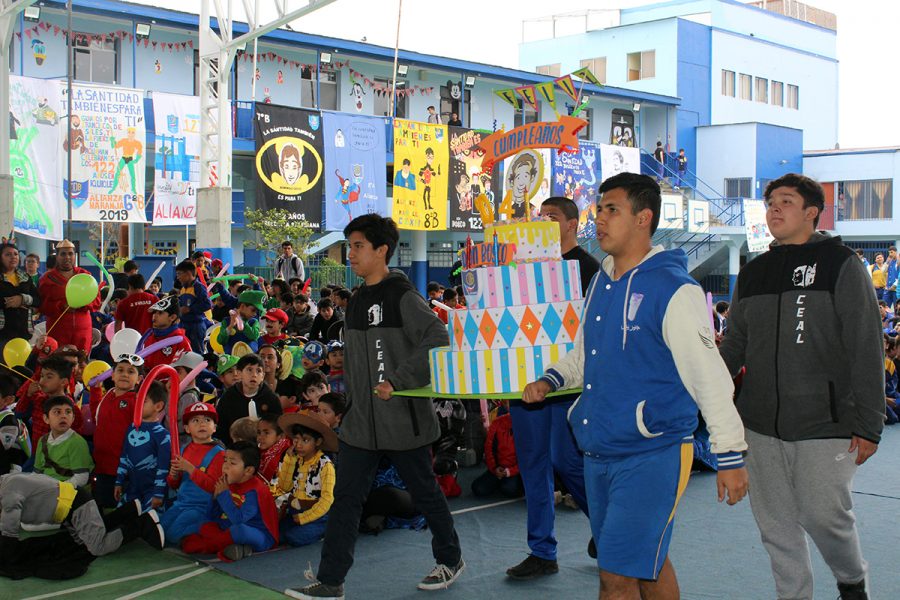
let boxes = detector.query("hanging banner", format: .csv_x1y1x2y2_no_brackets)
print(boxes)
535,81,557,113
494,89,518,108
744,199,774,252
555,75,578,102
152,92,200,226
499,148,552,221
599,143,641,184
254,104,324,229
9,75,64,240
391,119,449,231
572,67,602,86
474,115,586,174
447,127,500,232
62,83,148,222
322,112,389,231
552,141,600,238
515,85,538,111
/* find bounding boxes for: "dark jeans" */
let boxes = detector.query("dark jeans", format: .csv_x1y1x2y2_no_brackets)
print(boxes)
471,470,523,498
317,442,462,586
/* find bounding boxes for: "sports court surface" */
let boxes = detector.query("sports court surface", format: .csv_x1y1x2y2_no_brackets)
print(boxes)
8,427,900,600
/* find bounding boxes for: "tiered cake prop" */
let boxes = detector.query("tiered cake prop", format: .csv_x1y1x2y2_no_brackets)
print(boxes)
429,196,584,395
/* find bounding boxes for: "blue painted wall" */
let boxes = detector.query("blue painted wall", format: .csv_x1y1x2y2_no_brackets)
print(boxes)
675,20,711,187
755,123,803,197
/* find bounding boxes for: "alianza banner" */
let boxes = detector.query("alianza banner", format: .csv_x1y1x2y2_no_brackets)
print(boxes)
62,83,148,222
322,112,389,231
391,119,449,231
254,104,325,229
447,126,500,232
9,75,64,240
552,140,600,238
152,92,200,225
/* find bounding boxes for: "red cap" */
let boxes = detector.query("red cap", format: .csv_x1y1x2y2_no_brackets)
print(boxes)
211,258,223,272
263,308,289,325
202,251,212,259
40,337,58,356
182,402,218,426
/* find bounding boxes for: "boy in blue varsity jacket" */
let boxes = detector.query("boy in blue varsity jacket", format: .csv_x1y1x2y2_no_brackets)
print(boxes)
115,381,171,512
175,260,212,353
523,173,748,599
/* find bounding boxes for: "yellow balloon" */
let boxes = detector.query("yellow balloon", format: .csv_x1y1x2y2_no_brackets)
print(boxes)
3,338,31,368
208,325,224,354
83,359,111,386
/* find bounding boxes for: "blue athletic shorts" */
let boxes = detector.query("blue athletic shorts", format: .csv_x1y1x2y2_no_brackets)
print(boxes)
584,441,692,580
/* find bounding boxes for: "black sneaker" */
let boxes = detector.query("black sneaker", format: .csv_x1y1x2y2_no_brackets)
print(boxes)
139,510,164,550
837,579,868,600
588,537,597,559
506,555,559,580
284,582,345,599
220,544,253,561
417,559,465,590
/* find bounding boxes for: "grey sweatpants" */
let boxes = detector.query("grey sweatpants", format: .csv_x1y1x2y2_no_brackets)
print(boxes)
744,429,868,600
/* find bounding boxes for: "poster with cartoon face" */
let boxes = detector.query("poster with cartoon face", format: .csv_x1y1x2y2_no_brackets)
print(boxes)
391,119,449,230
254,104,324,229
552,141,599,238
499,148,551,220
447,126,500,231
610,109,635,147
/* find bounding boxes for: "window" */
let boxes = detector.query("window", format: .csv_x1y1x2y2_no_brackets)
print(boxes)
721,70,735,97
739,74,752,100
514,100,539,128
318,68,340,111
373,77,407,119
837,180,893,221
787,84,799,109
576,107,593,139
579,57,607,84
299,66,315,108
725,177,753,198
536,64,561,77
70,33,118,84
427,242,455,267
755,77,768,103
627,50,655,81
771,81,784,107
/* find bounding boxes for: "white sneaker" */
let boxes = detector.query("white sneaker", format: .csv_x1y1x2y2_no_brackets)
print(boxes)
417,559,465,590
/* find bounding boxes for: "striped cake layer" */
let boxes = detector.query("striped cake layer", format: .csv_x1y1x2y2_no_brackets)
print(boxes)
461,260,583,311
449,299,583,351
430,343,575,395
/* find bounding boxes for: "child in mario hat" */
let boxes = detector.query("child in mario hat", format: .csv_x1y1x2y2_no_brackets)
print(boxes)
260,308,289,346
160,402,225,545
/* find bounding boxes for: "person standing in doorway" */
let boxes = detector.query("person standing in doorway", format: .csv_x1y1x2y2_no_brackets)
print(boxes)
675,148,687,189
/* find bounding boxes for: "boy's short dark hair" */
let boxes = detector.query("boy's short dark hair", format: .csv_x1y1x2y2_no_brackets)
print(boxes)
26,253,40,261
175,260,196,274
442,288,458,301
271,280,289,295
289,423,322,442
146,381,168,408
297,370,328,396
343,214,400,263
318,392,347,417
335,289,351,302
281,292,294,304
258,413,283,434
317,298,334,311
319,287,332,298
288,277,302,286
426,281,442,294
123,260,138,273
294,293,309,304
402,158,411,166
43,395,75,415
41,355,74,380
541,196,579,221
111,288,128,302
236,284,250,294
890,246,897,253
282,241,293,248
228,440,260,472
0,374,20,398
763,173,826,228
598,173,662,235
127,273,146,290
236,354,264,371
715,301,730,314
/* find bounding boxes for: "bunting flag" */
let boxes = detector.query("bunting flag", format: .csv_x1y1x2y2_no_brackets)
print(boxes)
535,81,557,112
495,88,518,107
572,67,602,86
555,75,578,101
516,85,538,111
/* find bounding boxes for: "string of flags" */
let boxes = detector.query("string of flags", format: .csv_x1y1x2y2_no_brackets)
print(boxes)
494,67,602,113
14,22,195,51
348,66,435,98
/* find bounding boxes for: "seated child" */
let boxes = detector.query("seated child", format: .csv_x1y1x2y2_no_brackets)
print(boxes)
217,290,266,354
216,354,240,389
115,381,171,511
0,473,163,580
271,412,337,547
90,354,144,508
181,441,279,561
171,352,205,432
301,340,327,374
257,414,291,481
15,354,82,443
141,296,193,373
230,416,259,445
216,354,282,443
0,408,30,476
286,293,314,337
161,403,225,544
308,298,340,343
471,410,523,498
316,393,346,432
325,341,345,395
297,370,330,412
360,457,426,536
260,308,289,346
33,396,93,488
432,399,466,498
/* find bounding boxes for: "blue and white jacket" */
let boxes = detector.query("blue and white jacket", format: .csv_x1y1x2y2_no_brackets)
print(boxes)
540,247,747,469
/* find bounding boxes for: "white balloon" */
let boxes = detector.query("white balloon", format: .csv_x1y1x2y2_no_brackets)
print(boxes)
110,328,142,361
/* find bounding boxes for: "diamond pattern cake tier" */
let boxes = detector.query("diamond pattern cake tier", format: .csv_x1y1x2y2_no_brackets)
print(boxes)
430,343,576,395
461,260,583,311
448,300,584,351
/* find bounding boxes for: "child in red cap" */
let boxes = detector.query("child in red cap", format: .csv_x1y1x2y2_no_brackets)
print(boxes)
260,308,289,346
161,402,225,544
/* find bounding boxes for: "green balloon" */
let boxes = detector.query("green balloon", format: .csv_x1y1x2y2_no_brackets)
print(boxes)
65,273,99,308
